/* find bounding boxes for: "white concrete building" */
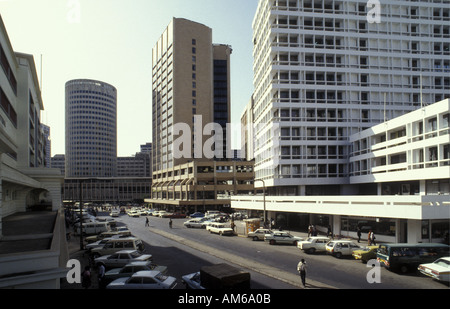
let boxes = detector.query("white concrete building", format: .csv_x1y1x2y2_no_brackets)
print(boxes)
232,99,450,244
0,14,66,288
251,0,450,195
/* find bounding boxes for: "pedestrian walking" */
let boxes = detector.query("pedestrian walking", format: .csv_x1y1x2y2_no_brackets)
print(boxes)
307,225,312,237
357,227,362,243
327,225,332,238
145,217,149,227
369,230,376,245
169,218,173,229
97,263,105,289
81,266,91,289
297,259,307,288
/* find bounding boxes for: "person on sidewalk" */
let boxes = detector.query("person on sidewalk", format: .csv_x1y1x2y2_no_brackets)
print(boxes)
97,263,105,289
297,259,307,288
81,266,91,289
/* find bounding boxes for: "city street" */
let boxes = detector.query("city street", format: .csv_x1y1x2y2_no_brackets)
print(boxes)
112,213,449,290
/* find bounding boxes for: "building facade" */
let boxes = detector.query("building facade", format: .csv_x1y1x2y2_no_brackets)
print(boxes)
152,18,233,172
251,0,450,194
147,160,254,214
0,14,66,289
233,99,450,244
150,18,240,211
65,79,118,178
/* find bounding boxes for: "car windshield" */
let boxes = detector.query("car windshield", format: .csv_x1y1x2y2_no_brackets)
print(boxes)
129,251,142,258
155,273,168,281
435,259,450,268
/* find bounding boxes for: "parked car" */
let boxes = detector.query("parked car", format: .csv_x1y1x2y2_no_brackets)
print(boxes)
74,222,110,236
326,240,362,258
90,237,145,257
248,229,273,241
206,223,234,236
352,246,379,263
159,211,174,218
106,271,177,289
128,210,140,218
182,272,204,289
190,212,205,218
103,261,168,284
85,229,132,243
418,257,450,282
264,232,303,246
94,250,153,269
184,218,208,228
297,236,330,254
110,210,120,217
85,235,124,251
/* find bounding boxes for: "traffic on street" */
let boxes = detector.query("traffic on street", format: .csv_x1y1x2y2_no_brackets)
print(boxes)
66,206,450,290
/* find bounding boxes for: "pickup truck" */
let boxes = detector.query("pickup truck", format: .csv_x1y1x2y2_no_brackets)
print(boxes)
297,236,330,254
182,263,250,289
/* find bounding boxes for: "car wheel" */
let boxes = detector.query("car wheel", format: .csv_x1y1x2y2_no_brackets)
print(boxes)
335,252,342,259
252,236,259,241
307,248,315,254
399,264,409,274
219,232,223,236
270,240,276,245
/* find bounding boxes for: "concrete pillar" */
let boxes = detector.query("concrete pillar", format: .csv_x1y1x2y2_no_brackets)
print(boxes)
419,180,426,195
407,220,422,243
332,215,341,237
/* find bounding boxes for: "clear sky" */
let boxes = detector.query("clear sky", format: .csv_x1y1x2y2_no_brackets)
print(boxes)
0,0,259,156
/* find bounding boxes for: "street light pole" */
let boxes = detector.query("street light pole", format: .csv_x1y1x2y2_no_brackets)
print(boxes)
202,185,206,213
79,179,83,250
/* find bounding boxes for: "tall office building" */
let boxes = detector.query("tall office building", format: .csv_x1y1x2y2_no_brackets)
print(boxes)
65,79,118,177
251,0,450,195
152,18,232,172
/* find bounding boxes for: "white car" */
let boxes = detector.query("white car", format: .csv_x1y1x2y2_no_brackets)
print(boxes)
184,218,208,228
325,240,362,258
159,211,173,218
94,250,153,268
128,211,140,218
264,231,303,245
206,223,234,236
182,272,205,289
110,210,120,217
297,236,330,254
248,229,273,241
106,271,177,289
418,257,450,282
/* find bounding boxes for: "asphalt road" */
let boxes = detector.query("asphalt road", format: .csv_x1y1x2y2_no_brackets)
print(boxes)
112,213,449,290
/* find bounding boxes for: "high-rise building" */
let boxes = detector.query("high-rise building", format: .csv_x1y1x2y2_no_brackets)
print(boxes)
152,18,232,172
251,0,450,195
65,79,118,178
149,18,250,213
41,124,51,168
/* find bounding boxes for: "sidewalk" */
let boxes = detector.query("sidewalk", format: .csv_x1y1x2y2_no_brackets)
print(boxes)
60,234,100,289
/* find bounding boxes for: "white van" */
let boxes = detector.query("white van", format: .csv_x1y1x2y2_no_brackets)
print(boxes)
75,222,110,236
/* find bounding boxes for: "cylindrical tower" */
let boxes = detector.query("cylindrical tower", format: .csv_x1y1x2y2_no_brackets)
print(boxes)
65,79,117,178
